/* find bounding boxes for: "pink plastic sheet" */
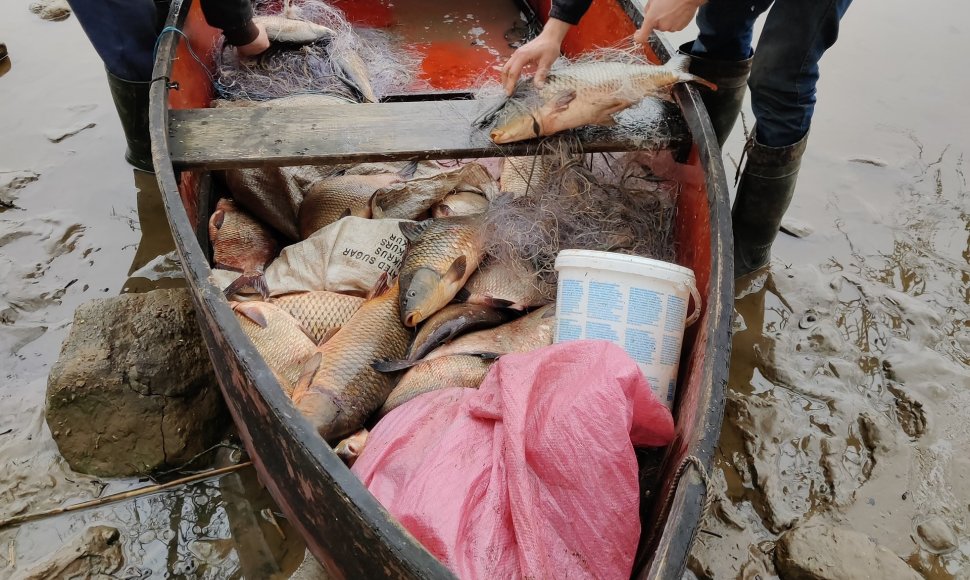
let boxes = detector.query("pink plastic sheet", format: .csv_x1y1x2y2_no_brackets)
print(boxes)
353,340,675,579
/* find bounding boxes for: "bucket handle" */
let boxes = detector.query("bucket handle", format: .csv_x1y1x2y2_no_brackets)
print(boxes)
685,280,702,327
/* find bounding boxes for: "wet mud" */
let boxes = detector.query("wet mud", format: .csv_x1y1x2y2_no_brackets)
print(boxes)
0,0,967,577
669,0,970,576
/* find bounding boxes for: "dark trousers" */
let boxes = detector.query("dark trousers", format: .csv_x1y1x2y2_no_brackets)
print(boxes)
65,0,164,82
689,0,853,147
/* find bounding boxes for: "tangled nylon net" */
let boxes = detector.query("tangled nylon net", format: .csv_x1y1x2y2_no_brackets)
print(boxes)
484,144,679,288
214,0,420,102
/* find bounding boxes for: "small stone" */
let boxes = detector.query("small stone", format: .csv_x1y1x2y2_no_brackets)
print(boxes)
914,516,958,554
29,0,71,21
775,523,921,580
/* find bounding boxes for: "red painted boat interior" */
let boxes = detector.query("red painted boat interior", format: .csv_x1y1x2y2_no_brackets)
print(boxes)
168,0,713,568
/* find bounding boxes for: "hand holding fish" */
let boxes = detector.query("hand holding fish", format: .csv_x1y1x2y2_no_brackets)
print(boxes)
634,0,707,43
501,18,572,96
236,21,270,58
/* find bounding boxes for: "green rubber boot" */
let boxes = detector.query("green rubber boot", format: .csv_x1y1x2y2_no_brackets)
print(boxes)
732,132,809,278
106,71,153,173
678,43,752,148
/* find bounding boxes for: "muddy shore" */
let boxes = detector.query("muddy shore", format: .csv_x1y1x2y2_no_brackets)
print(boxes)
1,0,968,577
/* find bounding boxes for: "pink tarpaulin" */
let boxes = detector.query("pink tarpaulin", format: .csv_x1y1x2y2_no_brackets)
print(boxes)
353,340,675,579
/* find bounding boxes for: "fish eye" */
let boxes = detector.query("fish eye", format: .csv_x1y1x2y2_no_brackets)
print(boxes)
407,290,416,298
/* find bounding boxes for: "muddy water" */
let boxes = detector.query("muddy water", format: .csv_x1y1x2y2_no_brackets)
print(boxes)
0,4,302,578
664,0,970,577
0,0,967,578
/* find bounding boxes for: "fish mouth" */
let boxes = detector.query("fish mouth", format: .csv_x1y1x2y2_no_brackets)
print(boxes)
403,311,423,327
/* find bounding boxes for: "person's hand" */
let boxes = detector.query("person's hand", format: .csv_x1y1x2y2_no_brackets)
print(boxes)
237,21,270,58
501,18,572,95
633,0,705,44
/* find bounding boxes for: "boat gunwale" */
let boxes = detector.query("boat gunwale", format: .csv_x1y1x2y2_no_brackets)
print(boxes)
149,0,733,576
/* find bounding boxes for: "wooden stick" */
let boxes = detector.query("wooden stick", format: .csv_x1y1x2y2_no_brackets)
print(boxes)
0,462,253,530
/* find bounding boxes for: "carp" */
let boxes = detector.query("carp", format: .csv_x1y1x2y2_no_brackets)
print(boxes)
232,301,317,396
209,198,278,298
397,215,485,327
378,354,495,417
431,191,490,218
406,303,513,361
425,302,555,359
458,256,554,311
270,290,364,344
299,173,401,239
252,15,334,45
499,155,556,197
371,163,498,220
292,275,411,441
481,55,716,144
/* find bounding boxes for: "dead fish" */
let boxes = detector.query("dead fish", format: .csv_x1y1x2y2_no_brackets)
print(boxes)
252,15,335,45
482,55,716,144
406,303,512,361
332,50,377,103
371,163,498,220
398,215,485,327
299,172,404,239
431,191,490,218
209,198,278,298
499,156,556,197
292,275,411,441
425,302,555,359
270,290,364,344
232,301,317,397
378,354,495,417
457,256,555,310
333,429,368,467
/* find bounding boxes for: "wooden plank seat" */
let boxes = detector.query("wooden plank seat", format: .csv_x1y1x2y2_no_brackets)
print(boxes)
167,97,692,169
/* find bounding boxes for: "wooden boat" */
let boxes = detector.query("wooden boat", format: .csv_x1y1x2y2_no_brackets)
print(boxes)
150,0,733,577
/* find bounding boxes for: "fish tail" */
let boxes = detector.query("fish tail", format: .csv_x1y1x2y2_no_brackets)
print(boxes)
397,160,420,179
667,54,718,91
224,271,270,299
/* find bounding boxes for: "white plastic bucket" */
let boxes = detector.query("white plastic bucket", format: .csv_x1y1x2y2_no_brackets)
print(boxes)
553,249,701,410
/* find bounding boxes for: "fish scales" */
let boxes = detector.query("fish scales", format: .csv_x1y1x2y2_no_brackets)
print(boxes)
379,355,493,416
232,301,317,397
398,215,485,327
270,291,364,344
407,303,511,361
209,198,278,297
252,15,334,44
298,172,400,238
463,257,554,310
292,280,411,441
426,303,555,360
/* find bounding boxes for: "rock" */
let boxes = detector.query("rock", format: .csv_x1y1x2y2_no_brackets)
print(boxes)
914,516,958,554
290,550,333,580
29,0,71,21
46,288,228,477
780,216,814,238
12,526,123,580
774,524,921,580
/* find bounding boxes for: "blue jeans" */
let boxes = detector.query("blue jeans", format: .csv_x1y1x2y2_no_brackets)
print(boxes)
66,0,161,81
689,0,853,147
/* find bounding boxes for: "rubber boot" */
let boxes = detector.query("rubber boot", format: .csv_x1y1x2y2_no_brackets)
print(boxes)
678,43,752,148
732,131,809,278
106,71,154,173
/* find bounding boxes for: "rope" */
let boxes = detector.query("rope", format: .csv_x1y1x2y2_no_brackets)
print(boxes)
643,454,713,552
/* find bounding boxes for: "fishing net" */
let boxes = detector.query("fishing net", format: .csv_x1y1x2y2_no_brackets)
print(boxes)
483,144,679,288
213,0,420,102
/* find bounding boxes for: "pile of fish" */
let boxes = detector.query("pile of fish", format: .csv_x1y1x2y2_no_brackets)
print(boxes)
209,148,677,451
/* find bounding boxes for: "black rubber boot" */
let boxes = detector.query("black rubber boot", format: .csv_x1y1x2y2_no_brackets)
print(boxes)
732,131,809,278
106,71,154,173
678,42,752,148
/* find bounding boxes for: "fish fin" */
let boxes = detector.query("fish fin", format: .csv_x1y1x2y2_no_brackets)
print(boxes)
434,204,453,217
686,74,718,91
210,209,225,230
453,287,471,302
371,358,419,373
444,255,468,283
224,272,268,299
553,90,577,111
541,305,557,318
397,160,419,179
366,272,390,300
399,219,433,242
317,327,340,346
477,296,516,309
233,302,268,328
295,352,322,394
339,208,351,219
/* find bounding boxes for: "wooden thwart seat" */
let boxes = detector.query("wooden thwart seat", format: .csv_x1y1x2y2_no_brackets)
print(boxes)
167,98,691,170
